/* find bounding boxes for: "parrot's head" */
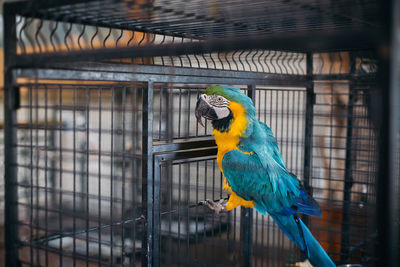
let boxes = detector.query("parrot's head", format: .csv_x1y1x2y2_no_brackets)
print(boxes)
195,85,255,132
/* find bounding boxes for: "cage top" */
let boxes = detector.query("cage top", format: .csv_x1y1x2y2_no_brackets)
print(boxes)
8,0,381,40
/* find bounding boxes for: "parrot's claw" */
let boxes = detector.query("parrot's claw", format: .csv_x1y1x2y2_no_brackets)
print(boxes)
201,198,227,214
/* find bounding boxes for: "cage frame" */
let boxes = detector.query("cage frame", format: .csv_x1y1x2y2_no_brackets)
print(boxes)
3,1,399,267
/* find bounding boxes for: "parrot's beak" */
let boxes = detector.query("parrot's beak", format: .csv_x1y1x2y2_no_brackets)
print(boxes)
195,97,218,127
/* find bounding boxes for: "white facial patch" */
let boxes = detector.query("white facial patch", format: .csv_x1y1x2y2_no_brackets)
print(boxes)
201,94,231,119
206,94,230,107
214,106,230,119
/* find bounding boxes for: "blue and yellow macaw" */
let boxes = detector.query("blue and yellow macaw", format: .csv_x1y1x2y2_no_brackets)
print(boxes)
195,85,335,267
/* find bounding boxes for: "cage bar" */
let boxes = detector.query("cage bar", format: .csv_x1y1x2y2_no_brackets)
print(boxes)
4,6,20,267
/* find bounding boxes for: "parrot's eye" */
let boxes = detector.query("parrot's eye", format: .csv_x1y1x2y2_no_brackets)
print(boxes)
217,96,222,102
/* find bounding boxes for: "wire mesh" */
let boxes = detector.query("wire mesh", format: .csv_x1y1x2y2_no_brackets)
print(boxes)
2,1,387,266
153,86,308,267
252,87,307,266
7,0,382,69
4,51,381,267
309,65,378,264
15,83,145,266
7,80,312,266
12,0,381,40
152,85,212,141
14,15,307,74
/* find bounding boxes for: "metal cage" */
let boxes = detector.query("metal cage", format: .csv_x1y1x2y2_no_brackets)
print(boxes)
2,1,398,267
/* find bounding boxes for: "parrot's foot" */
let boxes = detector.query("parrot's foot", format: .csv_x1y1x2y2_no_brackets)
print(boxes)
201,198,227,214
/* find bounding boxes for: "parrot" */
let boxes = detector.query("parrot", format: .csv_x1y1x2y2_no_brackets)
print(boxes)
195,85,335,267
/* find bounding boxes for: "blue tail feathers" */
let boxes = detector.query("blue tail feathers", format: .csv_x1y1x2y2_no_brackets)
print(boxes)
270,214,336,267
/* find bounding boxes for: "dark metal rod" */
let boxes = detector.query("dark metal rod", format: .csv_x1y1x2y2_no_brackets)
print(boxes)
240,207,253,267
340,53,356,263
19,62,308,82
153,156,160,267
10,29,380,67
31,215,145,244
376,0,400,265
142,81,154,267
97,86,102,266
152,138,216,153
58,85,64,267
5,0,90,13
4,8,19,267
120,87,127,265
302,53,315,228
239,84,256,267
15,67,310,87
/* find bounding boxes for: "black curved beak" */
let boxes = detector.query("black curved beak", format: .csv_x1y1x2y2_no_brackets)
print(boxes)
195,97,218,127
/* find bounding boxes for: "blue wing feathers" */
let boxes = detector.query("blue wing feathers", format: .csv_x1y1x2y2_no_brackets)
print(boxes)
222,149,320,216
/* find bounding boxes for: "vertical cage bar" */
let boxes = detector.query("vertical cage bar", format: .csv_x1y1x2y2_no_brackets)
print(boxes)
110,86,114,265
302,53,314,228
377,0,400,265
73,86,78,267
121,86,127,265
153,156,161,267
240,208,253,267
340,54,356,263
58,85,64,267
4,6,19,267
240,84,256,267
142,81,155,267
131,87,138,266
387,2,400,262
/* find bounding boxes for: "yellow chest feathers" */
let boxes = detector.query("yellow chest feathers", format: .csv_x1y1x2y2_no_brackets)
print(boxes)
213,102,248,171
